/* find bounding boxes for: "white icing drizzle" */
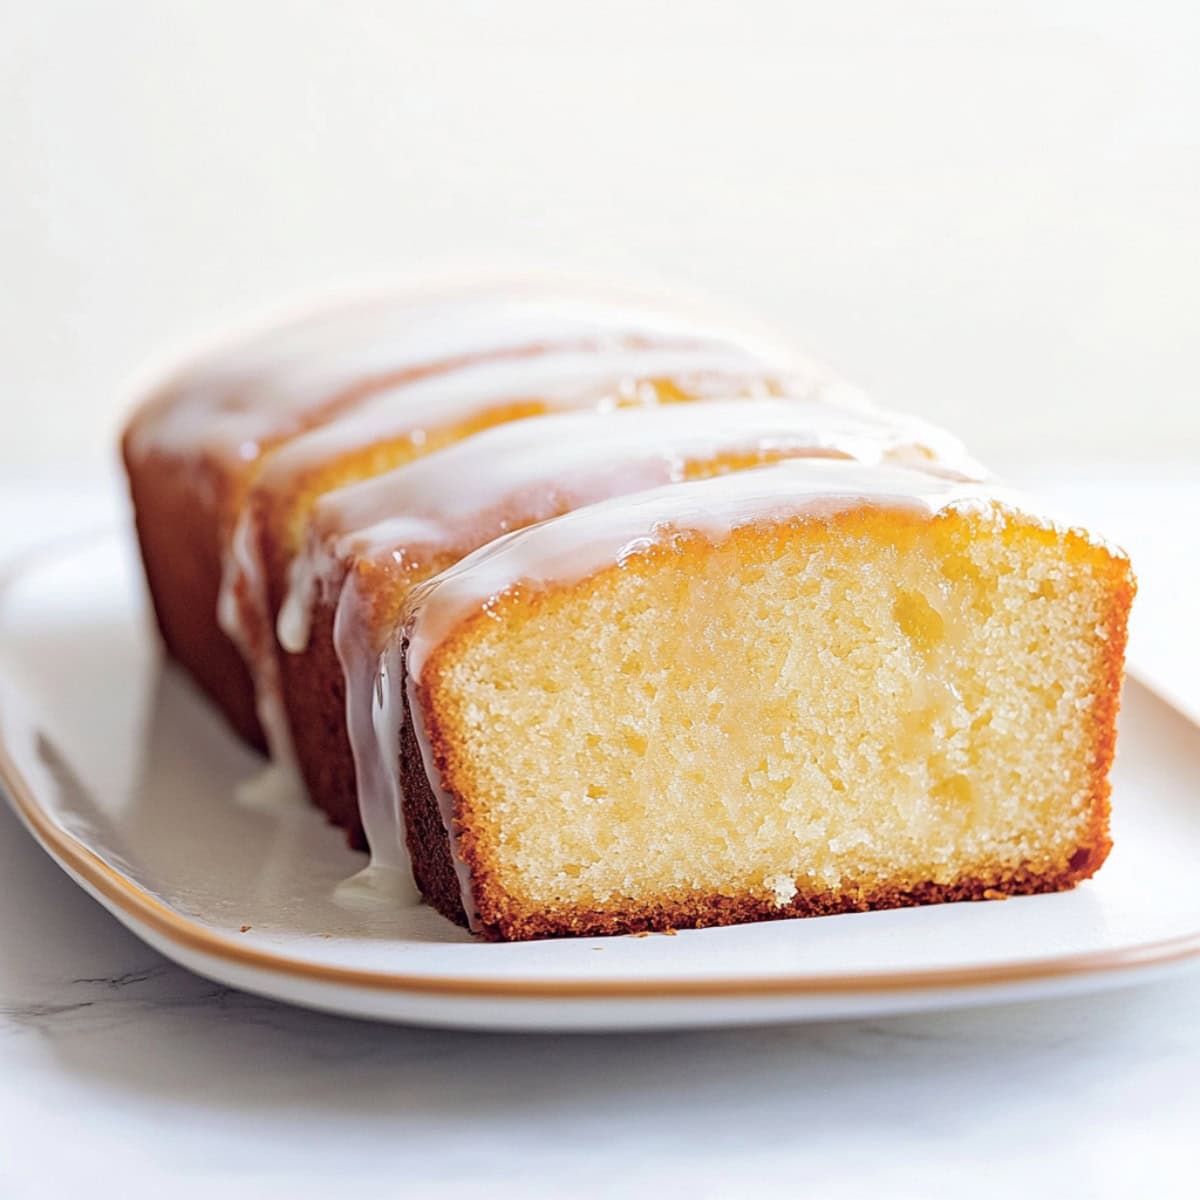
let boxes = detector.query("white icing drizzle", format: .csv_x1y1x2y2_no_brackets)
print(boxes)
362,458,1018,927
126,285,812,465
336,575,417,895
254,347,803,484
231,761,310,812
217,499,299,769
366,615,422,901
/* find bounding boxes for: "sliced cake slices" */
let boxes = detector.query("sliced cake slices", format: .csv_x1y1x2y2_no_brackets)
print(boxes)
374,459,1133,940
121,286,1135,946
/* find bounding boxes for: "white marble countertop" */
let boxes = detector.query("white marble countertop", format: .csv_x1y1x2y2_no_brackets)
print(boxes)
1,467,1197,1199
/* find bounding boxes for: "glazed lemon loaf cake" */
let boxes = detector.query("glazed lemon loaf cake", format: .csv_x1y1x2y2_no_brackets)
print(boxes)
121,283,1134,943
383,461,1132,939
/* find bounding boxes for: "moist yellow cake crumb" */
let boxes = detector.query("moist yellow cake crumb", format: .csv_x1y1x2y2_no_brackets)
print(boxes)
412,503,1132,940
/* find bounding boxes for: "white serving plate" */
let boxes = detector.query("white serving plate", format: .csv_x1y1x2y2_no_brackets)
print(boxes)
1,533,1197,1031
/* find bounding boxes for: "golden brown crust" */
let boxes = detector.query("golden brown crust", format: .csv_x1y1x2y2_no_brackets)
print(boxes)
472,865,1108,942
121,437,267,752
276,593,367,848
399,657,472,920
1075,544,1138,877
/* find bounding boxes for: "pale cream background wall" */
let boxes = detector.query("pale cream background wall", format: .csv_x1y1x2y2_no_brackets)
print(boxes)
3,1,1198,470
